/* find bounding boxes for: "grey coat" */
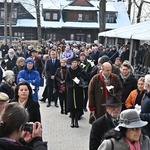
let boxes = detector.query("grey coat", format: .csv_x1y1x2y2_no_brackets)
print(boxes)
98,135,150,150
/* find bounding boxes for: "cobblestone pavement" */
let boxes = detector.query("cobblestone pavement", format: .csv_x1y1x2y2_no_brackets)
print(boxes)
39,87,91,150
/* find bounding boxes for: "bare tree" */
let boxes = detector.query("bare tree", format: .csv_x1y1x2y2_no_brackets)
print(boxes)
99,0,106,44
127,0,132,20
133,0,150,23
34,0,42,44
4,0,7,44
9,0,14,45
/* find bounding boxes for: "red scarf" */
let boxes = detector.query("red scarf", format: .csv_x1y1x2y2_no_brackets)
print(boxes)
99,73,114,100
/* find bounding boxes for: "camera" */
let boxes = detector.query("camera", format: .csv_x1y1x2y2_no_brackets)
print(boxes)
24,122,34,132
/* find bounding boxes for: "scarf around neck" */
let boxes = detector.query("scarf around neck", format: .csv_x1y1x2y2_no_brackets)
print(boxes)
120,72,131,82
125,138,140,150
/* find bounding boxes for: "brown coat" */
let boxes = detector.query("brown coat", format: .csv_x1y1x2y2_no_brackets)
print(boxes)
88,72,123,118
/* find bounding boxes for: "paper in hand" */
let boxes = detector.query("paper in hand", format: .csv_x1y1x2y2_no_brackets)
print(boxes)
73,77,80,84
106,85,114,92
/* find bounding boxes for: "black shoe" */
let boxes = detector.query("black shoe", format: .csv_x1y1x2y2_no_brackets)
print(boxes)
61,110,64,114
70,119,74,128
55,104,59,108
84,108,88,112
46,104,51,107
74,119,79,128
39,98,46,102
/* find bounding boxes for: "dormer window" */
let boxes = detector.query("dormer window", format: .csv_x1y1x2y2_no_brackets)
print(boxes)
53,13,58,20
45,13,50,20
78,14,82,21
106,12,117,23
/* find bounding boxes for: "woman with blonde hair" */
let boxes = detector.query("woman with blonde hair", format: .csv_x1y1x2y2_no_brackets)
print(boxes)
12,57,25,83
125,77,146,108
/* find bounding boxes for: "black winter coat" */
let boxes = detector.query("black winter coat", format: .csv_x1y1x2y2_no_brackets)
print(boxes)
141,91,150,137
11,99,41,122
89,113,116,150
1,55,17,70
0,138,47,150
0,82,14,100
119,73,137,102
65,66,88,110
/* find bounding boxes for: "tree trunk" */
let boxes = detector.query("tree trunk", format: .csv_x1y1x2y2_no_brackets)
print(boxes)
9,0,13,45
34,0,42,44
136,1,143,23
127,0,132,19
4,0,7,44
99,0,106,44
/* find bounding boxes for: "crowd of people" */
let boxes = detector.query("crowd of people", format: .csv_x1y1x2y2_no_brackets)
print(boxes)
0,39,150,149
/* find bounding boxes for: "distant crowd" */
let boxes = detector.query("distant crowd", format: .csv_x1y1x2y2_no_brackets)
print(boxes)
0,38,150,150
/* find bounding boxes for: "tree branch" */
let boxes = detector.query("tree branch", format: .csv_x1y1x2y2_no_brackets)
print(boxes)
143,0,150,4
133,0,140,8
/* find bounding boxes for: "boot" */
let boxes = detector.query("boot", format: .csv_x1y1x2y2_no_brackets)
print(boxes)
70,118,74,128
74,118,79,128
60,100,64,114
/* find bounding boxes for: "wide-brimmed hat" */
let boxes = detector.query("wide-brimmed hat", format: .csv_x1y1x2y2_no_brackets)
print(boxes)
115,109,147,131
101,94,123,106
0,92,9,102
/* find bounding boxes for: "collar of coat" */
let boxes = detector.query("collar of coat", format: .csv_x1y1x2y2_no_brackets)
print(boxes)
99,72,114,100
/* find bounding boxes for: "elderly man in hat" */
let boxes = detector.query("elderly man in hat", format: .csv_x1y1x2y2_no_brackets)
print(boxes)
0,92,9,113
89,94,123,150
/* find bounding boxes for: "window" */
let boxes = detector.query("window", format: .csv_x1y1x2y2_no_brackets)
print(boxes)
45,13,50,20
0,8,4,18
106,12,117,23
87,34,91,43
53,13,58,20
78,14,82,21
14,32,24,38
47,33,56,41
85,14,89,21
70,34,74,40
12,8,17,18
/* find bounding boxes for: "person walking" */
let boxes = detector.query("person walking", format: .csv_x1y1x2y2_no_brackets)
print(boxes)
89,94,123,150
88,62,123,119
98,109,149,150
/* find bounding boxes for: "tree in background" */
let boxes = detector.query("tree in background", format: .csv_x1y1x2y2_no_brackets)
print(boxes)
99,0,106,44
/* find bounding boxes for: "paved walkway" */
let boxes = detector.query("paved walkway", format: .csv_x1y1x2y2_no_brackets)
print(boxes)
39,87,91,150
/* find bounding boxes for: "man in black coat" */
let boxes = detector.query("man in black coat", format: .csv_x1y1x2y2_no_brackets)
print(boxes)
46,50,60,107
118,63,137,110
89,94,122,150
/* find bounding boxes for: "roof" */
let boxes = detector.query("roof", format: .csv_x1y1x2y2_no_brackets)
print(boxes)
8,0,130,29
98,21,150,40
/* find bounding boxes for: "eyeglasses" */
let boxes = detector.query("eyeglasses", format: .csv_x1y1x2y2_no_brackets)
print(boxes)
131,128,141,131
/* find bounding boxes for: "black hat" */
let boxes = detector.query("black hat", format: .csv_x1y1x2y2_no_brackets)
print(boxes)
99,55,110,64
101,94,123,106
30,49,38,53
70,57,79,63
